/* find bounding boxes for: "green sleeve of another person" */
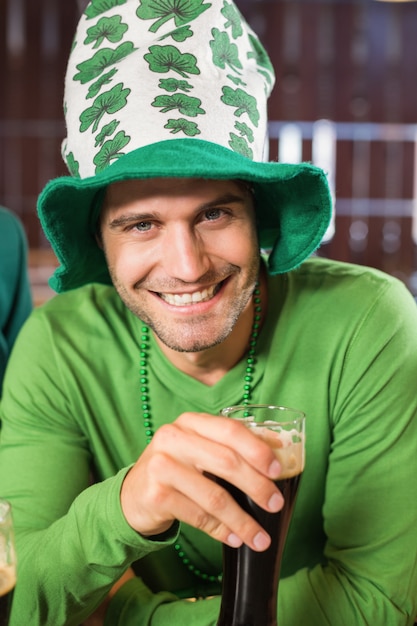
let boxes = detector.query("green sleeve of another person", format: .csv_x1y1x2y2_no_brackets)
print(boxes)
0,207,32,394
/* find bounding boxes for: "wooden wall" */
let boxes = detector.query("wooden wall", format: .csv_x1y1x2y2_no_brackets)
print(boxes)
0,0,78,245
239,0,417,291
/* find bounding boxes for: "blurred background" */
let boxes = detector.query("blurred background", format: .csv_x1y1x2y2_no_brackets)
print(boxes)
1,0,417,304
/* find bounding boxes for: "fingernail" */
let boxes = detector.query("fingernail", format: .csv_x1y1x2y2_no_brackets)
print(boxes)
268,459,281,478
268,492,283,512
253,531,270,551
227,533,243,548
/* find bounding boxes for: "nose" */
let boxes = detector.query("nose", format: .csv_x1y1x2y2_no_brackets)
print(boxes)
162,224,210,283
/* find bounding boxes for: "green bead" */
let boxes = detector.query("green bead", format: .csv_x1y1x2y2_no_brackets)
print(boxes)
138,288,260,585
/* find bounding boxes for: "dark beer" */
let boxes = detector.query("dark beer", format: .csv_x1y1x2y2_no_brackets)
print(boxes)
0,566,15,626
216,474,301,626
217,406,306,626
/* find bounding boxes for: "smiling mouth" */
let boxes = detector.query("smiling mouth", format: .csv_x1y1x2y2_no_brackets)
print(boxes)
158,282,222,306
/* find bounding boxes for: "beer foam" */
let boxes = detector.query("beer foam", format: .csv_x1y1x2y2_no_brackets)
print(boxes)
247,424,305,478
0,564,16,597
273,442,304,479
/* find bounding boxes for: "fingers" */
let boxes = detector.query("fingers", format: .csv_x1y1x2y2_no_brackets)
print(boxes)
120,412,284,551
176,413,282,480
129,451,273,552
153,417,283,513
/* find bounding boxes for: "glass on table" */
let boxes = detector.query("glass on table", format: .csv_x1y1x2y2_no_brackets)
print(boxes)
216,405,306,626
0,500,16,626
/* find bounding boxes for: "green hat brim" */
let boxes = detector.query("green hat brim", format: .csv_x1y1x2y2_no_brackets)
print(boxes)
37,138,332,293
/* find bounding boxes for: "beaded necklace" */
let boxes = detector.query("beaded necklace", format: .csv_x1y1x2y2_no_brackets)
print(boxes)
138,284,262,583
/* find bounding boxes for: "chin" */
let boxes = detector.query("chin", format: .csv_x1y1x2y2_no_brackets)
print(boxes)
154,327,229,353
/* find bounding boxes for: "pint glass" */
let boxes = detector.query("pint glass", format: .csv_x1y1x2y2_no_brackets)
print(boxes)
217,405,305,626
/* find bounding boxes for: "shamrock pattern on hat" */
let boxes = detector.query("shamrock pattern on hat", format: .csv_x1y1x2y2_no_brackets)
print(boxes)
85,0,129,20
84,15,128,48
136,0,211,32
63,0,275,177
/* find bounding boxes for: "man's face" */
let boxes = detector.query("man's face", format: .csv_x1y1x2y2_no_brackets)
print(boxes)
99,177,260,353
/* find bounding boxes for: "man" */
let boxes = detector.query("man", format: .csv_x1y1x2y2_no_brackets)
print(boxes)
1,1,417,625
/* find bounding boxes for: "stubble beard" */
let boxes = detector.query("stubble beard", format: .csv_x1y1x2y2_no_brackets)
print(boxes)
110,257,261,353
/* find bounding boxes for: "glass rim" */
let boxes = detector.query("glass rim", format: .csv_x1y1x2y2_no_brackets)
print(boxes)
220,404,305,421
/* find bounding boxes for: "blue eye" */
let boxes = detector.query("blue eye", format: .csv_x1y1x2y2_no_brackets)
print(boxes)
134,221,152,232
205,208,222,220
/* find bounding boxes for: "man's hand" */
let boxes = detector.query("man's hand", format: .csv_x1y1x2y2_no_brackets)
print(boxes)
120,413,284,552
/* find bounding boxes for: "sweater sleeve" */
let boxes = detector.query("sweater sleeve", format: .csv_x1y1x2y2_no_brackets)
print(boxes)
3,462,180,626
104,578,220,626
0,311,179,626
275,276,417,625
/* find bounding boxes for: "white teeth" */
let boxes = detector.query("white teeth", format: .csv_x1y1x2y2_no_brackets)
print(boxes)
160,286,215,306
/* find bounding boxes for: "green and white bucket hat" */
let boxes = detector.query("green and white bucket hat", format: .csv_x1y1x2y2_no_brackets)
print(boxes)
38,0,332,293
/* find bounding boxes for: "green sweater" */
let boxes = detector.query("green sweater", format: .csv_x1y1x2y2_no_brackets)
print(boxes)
0,207,32,394
1,257,417,625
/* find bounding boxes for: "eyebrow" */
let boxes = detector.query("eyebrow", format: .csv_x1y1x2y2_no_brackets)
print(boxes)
106,192,247,230
108,213,154,230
